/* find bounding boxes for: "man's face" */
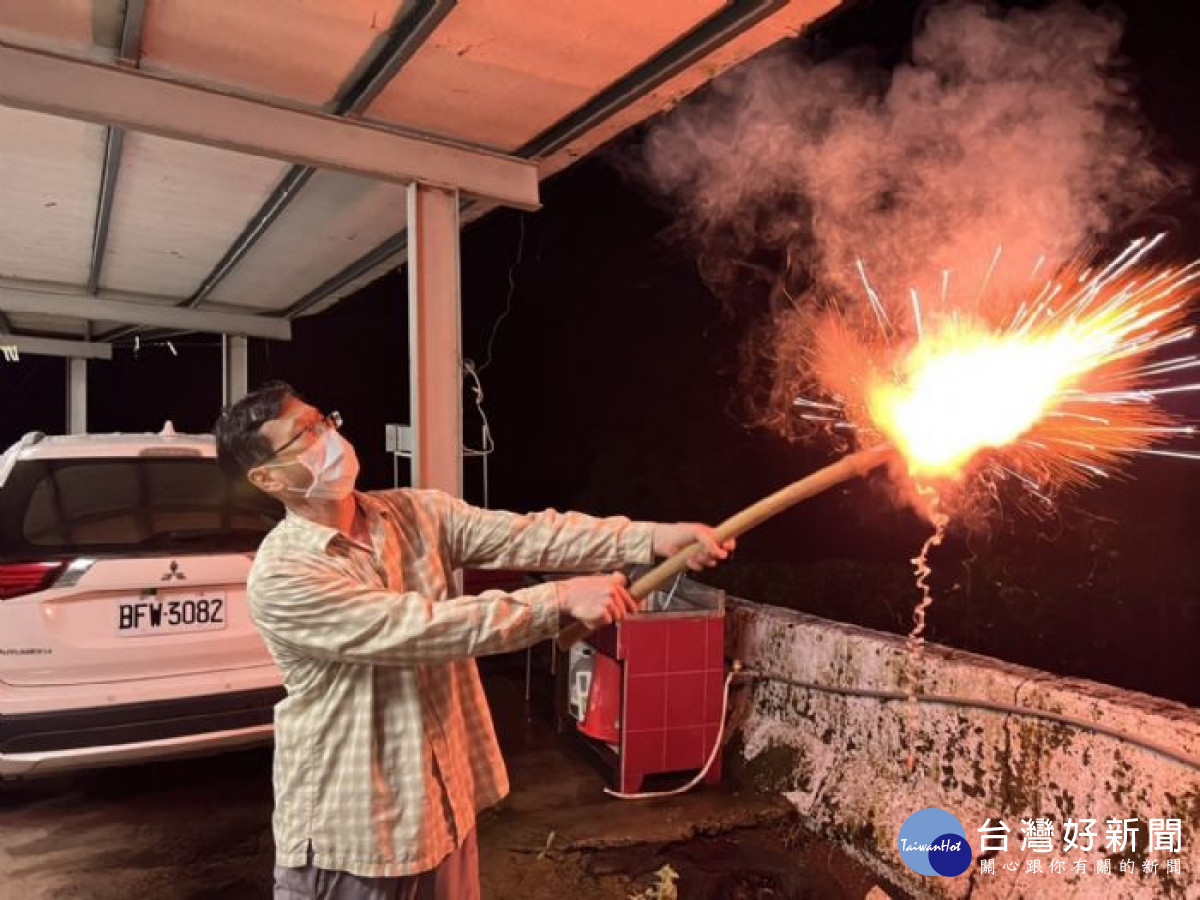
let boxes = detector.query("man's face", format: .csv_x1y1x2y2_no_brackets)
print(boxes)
248,398,329,497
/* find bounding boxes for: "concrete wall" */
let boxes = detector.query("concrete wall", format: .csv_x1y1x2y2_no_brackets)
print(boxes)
723,598,1200,899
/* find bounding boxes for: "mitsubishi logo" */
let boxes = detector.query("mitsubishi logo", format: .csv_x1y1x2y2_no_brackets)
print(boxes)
161,560,187,582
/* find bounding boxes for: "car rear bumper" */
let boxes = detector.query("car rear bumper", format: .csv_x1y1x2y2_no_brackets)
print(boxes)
0,686,284,778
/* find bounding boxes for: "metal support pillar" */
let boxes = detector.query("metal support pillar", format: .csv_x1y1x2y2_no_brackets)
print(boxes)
66,357,87,433
222,334,248,407
406,183,463,496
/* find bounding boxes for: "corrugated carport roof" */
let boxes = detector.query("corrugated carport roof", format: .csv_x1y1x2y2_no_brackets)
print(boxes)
0,0,838,350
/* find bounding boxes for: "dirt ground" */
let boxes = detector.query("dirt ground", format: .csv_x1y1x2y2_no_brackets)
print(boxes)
0,658,904,900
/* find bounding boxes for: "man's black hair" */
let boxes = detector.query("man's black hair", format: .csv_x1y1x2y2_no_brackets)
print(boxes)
214,380,300,477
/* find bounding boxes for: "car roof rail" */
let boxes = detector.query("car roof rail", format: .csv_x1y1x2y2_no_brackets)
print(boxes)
8,431,46,453
0,431,47,486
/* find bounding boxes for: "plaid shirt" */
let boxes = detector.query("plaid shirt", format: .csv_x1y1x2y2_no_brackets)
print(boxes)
247,488,655,877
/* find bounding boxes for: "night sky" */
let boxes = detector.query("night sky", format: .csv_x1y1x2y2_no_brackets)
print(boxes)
3,0,1198,703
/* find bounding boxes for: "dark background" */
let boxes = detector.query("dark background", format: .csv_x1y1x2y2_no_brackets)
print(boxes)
3,0,1199,703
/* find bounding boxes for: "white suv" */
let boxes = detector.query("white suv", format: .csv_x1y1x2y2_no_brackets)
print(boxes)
0,424,284,779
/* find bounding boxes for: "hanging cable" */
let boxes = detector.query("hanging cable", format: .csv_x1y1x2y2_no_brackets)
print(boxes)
463,212,525,506
478,213,526,374
462,361,494,455
462,359,494,508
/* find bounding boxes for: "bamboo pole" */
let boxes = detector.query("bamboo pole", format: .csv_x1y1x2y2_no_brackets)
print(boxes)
556,445,893,650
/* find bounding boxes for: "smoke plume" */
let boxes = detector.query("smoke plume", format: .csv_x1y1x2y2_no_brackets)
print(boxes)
644,0,1183,382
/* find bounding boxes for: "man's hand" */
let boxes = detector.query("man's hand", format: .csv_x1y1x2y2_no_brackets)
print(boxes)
652,523,735,571
556,574,638,629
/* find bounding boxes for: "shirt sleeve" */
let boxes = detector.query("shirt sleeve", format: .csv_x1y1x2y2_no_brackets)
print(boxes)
248,556,563,666
423,490,656,572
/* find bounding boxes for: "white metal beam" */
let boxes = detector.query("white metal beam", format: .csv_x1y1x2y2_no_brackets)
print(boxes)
66,358,87,433
407,184,463,496
0,280,291,340
0,41,540,210
222,335,248,406
0,335,112,360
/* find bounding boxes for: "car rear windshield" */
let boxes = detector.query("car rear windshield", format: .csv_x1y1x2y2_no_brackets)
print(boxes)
0,456,283,558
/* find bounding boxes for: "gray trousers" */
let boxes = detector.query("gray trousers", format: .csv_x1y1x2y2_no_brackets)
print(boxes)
273,831,479,900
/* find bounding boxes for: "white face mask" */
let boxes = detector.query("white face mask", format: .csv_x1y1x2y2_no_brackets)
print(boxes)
267,429,360,501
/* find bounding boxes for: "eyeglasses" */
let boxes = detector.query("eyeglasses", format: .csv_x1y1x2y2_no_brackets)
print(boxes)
269,410,342,458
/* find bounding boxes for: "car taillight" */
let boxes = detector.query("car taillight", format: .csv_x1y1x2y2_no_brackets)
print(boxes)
0,562,67,601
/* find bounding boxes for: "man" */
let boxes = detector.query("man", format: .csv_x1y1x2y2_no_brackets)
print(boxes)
214,382,734,900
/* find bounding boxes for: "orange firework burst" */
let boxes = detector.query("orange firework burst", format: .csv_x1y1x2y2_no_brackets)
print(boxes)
797,234,1200,504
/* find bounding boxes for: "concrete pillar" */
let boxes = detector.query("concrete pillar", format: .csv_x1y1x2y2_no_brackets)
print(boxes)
221,334,248,406
406,183,463,496
66,357,87,433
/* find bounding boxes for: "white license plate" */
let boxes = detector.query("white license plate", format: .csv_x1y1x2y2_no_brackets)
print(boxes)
116,591,228,637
